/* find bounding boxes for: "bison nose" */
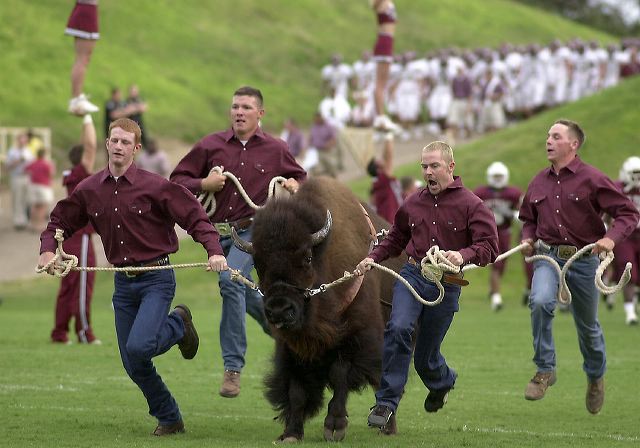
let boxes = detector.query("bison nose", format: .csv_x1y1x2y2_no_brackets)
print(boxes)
265,303,296,327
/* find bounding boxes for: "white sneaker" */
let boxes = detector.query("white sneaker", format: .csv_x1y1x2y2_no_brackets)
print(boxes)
373,115,402,135
490,293,503,311
68,94,99,115
625,310,638,326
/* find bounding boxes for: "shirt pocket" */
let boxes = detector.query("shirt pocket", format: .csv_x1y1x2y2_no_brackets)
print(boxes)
129,202,152,216
253,162,272,175
409,217,425,234
87,205,104,220
530,193,547,211
444,219,467,233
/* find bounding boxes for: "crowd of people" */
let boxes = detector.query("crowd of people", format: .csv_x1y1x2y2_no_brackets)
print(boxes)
320,37,640,143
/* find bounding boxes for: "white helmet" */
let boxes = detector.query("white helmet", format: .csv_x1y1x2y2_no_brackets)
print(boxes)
621,156,640,187
487,161,509,189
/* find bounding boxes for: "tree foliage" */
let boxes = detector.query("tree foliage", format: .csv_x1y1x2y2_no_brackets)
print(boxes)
515,0,639,36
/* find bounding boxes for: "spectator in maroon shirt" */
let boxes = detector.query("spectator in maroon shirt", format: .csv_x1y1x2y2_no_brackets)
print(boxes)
280,118,305,159
25,149,55,233
308,112,338,177
473,161,522,311
357,141,498,433
39,118,227,436
171,86,306,399
519,119,639,414
51,114,101,345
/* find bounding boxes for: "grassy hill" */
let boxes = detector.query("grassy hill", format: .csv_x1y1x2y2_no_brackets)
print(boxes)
351,76,640,198
0,0,614,156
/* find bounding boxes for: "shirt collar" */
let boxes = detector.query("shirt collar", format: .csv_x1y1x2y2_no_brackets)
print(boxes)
222,127,266,143
546,155,582,176
99,163,139,184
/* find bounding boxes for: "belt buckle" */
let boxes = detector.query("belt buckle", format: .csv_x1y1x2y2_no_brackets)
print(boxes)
124,270,138,278
214,222,232,237
557,245,577,260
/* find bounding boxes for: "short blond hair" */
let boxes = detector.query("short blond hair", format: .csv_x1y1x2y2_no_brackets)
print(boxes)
422,141,454,164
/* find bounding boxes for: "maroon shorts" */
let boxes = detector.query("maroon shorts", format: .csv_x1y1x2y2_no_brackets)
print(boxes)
613,235,640,285
491,229,512,275
373,34,394,62
65,3,99,40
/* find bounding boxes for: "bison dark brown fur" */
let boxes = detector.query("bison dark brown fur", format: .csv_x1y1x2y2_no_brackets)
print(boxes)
242,177,403,442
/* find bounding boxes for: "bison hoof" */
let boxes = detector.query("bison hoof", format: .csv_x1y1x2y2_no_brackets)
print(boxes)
323,427,346,442
275,435,302,444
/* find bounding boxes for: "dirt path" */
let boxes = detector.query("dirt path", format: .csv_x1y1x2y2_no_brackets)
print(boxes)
0,133,436,282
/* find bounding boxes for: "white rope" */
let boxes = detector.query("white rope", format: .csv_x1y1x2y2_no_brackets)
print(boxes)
197,166,287,217
462,243,529,272
524,242,632,305
35,229,256,288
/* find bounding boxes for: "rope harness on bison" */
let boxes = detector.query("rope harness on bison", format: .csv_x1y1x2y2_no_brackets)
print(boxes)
198,166,288,217
37,231,631,309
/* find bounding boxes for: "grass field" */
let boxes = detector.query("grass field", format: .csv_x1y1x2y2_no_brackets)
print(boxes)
2,237,639,447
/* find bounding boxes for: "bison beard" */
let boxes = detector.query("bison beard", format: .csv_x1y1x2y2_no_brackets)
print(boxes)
240,176,403,442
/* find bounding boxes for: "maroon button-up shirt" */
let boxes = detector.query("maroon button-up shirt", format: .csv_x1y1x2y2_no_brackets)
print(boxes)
40,164,223,265
370,176,499,266
170,128,307,223
519,157,639,247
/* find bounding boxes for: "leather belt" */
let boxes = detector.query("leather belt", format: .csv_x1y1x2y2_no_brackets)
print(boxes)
408,257,469,287
214,217,253,237
117,255,170,278
535,240,591,261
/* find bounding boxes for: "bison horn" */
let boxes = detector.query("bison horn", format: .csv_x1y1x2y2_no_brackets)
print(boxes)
310,210,332,246
231,227,254,254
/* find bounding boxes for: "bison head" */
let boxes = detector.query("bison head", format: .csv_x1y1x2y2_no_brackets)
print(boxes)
232,208,332,331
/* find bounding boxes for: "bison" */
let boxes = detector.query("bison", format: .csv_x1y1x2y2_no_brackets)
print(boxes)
231,176,403,442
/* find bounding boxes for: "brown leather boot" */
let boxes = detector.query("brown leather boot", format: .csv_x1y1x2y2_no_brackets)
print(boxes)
173,304,199,360
586,377,604,414
524,371,557,400
152,420,185,436
219,370,241,398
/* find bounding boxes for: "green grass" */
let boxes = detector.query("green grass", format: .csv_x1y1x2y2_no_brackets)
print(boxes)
2,237,639,447
0,0,614,157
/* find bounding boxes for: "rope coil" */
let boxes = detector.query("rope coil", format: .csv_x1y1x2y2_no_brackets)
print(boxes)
525,242,631,305
198,166,287,217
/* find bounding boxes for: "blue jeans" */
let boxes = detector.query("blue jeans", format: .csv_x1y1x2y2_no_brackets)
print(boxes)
112,269,184,425
376,263,460,412
218,227,269,372
529,253,606,380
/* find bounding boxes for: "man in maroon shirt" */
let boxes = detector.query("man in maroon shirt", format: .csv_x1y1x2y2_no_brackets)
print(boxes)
51,114,100,345
356,141,498,433
473,161,522,311
38,118,227,436
171,86,306,399
519,119,639,414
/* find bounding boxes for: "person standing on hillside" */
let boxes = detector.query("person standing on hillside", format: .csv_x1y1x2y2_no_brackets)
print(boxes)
5,133,34,230
125,84,149,147
519,119,639,414
367,132,403,223
356,141,498,434
65,0,100,115
51,114,101,345
473,162,522,311
38,118,228,436
171,86,306,399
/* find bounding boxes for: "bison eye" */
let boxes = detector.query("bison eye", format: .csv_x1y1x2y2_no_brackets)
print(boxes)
305,256,312,264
